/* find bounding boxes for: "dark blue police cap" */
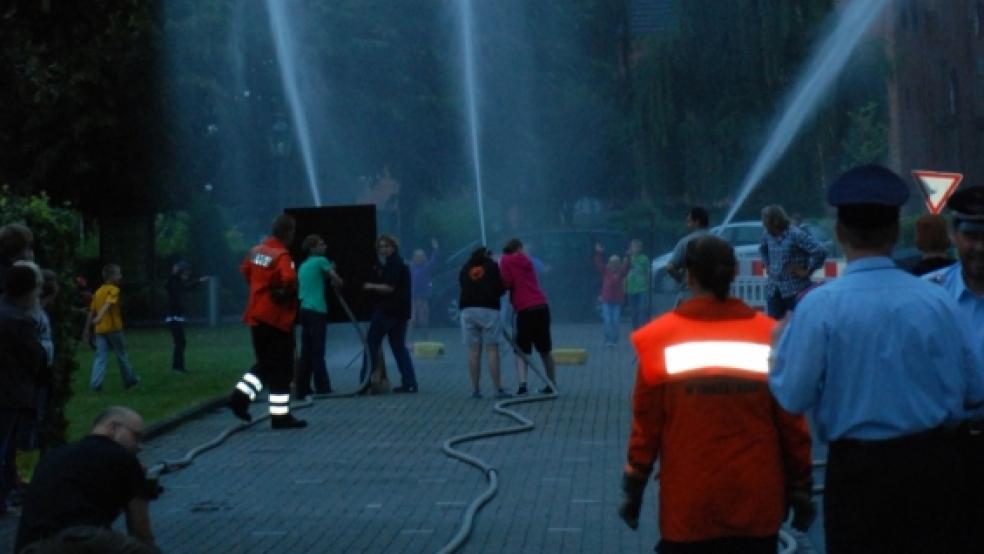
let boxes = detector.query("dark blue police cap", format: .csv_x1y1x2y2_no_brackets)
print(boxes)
827,164,910,207
947,186,984,232
828,165,909,228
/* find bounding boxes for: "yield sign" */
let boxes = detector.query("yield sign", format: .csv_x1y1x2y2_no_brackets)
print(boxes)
912,170,963,214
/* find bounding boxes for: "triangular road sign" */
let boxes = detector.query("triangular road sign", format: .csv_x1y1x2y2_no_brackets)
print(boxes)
912,170,963,214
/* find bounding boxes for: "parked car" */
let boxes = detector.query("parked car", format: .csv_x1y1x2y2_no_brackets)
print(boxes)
651,220,836,293
428,228,629,325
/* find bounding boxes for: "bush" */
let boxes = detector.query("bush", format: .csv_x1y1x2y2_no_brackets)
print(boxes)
0,187,82,447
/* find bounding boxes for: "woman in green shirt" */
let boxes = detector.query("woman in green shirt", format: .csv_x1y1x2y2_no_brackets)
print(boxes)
296,234,343,397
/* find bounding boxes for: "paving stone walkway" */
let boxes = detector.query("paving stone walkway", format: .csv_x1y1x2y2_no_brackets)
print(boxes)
1,321,826,553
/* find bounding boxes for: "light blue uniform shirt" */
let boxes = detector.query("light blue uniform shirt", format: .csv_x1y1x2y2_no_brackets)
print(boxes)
924,262,984,352
924,261,984,417
769,257,984,442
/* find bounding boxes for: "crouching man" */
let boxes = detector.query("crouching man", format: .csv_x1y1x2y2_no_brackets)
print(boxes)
15,406,158,553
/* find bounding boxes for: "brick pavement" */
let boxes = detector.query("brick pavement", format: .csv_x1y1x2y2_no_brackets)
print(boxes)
0,320,826,553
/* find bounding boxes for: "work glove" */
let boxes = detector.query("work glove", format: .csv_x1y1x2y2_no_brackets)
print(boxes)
788,489,816,532
617,473,648,530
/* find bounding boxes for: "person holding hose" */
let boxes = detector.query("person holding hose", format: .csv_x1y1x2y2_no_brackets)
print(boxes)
499,238,556,395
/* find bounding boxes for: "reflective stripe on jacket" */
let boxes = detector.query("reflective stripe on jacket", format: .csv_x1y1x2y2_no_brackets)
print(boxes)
626,296,811,542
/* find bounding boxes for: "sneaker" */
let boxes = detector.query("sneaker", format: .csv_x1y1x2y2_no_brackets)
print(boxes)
471,391,483,399
124,378,140,390
229,390,252,422
393,385,418,394
271,414,307,429
494,389,513,399
516,384,528,396
538,386,554,394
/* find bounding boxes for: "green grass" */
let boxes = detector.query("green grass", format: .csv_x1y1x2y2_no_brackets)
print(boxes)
68,324,255,441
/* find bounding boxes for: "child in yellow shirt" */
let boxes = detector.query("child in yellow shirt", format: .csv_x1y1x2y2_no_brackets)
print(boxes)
83,264,139,391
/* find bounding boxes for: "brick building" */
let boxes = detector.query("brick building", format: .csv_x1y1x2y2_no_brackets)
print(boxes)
886,0,984,188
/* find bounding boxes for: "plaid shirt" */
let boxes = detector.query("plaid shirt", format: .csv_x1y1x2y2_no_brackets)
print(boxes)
758,225,827,298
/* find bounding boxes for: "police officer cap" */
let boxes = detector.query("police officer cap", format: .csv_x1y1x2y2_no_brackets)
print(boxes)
948,186,984,232
827,164,909,228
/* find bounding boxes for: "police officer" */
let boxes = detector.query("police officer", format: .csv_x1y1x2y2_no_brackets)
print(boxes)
228,214,307,429
924,185,984,546
769,164,984,553
619,235,813,552
925,185,984,339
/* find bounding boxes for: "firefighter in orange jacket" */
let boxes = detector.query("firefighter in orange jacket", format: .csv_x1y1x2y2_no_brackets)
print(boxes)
228,213,307,429
618,235,814,553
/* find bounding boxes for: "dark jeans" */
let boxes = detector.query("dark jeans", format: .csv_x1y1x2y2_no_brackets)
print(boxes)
657,535,777,554
250,323,295,394
298,309,331,396
16,386,48,451
0,409,20,509
765,290,797,319
627,292,649,329
361,312,416,388
168,320,186,370
825,429,967,554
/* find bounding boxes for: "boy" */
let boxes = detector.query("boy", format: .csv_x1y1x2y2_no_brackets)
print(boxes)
165,260,208,373
84,264,139,392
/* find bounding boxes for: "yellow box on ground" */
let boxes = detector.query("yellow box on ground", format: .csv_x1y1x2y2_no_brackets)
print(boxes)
412,341,445,357
553,348,587,365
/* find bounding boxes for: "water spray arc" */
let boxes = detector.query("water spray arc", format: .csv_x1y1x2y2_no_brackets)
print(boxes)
264,0,323,207
456,0,487,246
722,0,892,226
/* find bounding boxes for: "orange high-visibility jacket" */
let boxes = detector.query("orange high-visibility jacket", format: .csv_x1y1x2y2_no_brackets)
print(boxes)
626,296,811,542
240,237,298,332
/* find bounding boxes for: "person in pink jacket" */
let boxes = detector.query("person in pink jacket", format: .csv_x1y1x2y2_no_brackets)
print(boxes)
499,238,556,395
593,242,630,346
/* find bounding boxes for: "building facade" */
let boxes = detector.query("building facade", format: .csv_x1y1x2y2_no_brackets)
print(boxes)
887,0,984,188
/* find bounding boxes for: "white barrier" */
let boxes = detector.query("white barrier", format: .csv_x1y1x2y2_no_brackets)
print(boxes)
731,276,768,310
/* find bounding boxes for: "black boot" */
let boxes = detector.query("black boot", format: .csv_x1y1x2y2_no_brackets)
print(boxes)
229,389,252,422
271,414,307,429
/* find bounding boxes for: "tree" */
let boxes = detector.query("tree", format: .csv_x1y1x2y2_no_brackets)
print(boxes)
0,1,168,216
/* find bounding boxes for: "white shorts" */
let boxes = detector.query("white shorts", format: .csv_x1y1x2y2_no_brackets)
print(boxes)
460,307,502,346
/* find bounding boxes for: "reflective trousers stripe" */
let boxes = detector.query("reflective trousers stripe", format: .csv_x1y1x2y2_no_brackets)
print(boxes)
269,405,290,415
664,340,770,375
236,382,257,401
269,393,290,404
243,373,263,391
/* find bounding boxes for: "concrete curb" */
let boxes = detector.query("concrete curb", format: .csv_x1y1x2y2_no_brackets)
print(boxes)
144,394,228,441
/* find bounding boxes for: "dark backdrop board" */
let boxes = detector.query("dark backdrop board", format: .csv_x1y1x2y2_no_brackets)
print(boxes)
285,205,376,323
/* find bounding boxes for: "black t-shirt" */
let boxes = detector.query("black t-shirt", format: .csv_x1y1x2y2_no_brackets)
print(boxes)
15,435,146,552
165,273,195,317
458,258,505,310
372,254,411,320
